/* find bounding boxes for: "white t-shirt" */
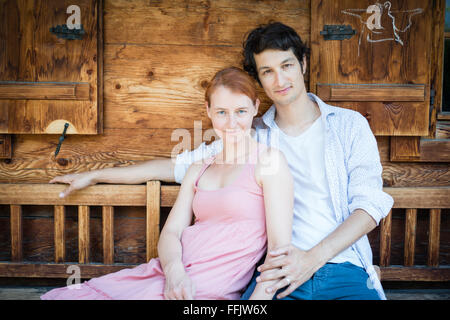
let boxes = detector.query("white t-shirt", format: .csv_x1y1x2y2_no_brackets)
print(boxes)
272,117,362,267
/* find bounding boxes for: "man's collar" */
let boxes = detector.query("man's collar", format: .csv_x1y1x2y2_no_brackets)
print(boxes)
261,93,335,128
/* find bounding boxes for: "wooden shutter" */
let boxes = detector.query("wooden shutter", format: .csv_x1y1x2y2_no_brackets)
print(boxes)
0,0,103,134
311,0,432,136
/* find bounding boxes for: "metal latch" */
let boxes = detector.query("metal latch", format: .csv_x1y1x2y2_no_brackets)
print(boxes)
50,24,85,40
320,25,356,40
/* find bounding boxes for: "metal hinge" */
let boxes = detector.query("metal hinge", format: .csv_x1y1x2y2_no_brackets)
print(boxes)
320,25,356,40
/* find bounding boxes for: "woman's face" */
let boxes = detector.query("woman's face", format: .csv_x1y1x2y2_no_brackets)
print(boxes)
206,85,259,144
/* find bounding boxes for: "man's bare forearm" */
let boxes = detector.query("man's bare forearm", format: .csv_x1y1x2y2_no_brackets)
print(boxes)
92,158,176,184
310,209,377,266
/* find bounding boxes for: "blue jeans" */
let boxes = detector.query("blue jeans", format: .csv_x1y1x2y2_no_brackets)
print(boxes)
241,262,380,300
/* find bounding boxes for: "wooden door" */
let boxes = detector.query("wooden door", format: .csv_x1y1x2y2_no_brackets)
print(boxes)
311,0,433,137
0,0,103,134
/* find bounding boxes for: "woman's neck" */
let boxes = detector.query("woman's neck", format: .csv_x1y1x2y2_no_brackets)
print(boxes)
216,136,257,165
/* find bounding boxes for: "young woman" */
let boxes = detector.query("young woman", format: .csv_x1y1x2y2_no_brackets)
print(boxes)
41,67,293,300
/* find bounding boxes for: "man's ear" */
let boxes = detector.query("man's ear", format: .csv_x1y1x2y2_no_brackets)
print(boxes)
301,55,307,75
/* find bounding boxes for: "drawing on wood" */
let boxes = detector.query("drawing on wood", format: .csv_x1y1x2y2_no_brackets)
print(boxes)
342,1,423,56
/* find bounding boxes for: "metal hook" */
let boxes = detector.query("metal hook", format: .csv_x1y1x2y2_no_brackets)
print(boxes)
54,123,69,157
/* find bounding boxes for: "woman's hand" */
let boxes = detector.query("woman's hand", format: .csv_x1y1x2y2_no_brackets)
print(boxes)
49,172,97,198
164,269,196,300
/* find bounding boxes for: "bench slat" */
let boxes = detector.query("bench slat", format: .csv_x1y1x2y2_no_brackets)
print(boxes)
380,210,392,267
78,206,90,264
428,209,441,267
10,205,23,262
146,181,161,261
102,206,114,265
54,206,65,263
404,209,417,267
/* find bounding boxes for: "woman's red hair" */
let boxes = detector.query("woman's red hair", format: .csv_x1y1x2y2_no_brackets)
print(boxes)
205,67,258,107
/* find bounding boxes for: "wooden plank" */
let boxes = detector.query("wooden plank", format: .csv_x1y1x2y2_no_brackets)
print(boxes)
1,184,449,209
379,210,392,267
103,44,255,130
391,137,450,162
0,184,147,206
404,209,417,267
328,101,429,136
0,134,12,158
102,206,114,264
385,187,450,208
10,205,23,262
97,0,104,135
381,266,450,281
429,0,446,138
146,181,161,261
427,209,441,267
419,139,450,162
104,0,309,46
161,185,179,207
0,82,90,100
390,137,421,161
436,122,450,139
0,0,101,135
3,148,450,187
381,162,450,187
53,205,65,263
0,262,134,278
317,84,425,102
78,206,90,264
310,0,432,137
1,263,449,281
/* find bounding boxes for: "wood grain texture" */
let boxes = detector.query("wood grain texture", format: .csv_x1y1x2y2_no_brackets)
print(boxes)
311,0,432,137
0,0,101,134
104,0,310,46
317,84,425,102
0,184,147,206
428,209,441,267
380,210,392,267
53,205,65,263
78,205,90,264
10,205,23,262
0,82,90,100
102,206,114,264
391,136,450,162
404,209,417,266
146,181,160,261
329,100,429,136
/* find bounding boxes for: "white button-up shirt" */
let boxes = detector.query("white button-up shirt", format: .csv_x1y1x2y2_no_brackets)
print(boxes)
175,93,394,299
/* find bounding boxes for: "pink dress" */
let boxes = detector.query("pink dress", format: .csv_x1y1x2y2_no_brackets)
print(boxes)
41,146,267,300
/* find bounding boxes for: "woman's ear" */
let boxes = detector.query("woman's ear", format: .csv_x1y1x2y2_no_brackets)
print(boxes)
205,101,211,119
254,99,260,116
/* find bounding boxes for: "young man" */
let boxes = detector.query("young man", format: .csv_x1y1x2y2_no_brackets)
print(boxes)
51,22,393,300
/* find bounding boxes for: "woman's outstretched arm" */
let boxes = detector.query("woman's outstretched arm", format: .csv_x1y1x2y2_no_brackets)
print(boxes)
249,148,294,300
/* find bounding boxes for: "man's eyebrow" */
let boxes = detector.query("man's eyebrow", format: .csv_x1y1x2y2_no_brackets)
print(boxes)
258,58,296,71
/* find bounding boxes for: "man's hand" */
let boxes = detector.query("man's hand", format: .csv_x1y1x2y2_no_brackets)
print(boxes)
256,244,324,299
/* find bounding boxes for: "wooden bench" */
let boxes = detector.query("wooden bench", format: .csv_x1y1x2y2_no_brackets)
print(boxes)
0,183,449,282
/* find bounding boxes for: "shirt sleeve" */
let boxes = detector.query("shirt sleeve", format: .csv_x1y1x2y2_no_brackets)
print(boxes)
174,140,223,184
346,113,394,225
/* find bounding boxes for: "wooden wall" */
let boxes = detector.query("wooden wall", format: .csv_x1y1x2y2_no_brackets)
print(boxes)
0,0,448,269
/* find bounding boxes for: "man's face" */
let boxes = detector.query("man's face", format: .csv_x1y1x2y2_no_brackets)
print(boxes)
253,48,306,107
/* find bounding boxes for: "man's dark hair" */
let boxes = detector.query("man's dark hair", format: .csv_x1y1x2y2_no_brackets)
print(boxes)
242,21,310,85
